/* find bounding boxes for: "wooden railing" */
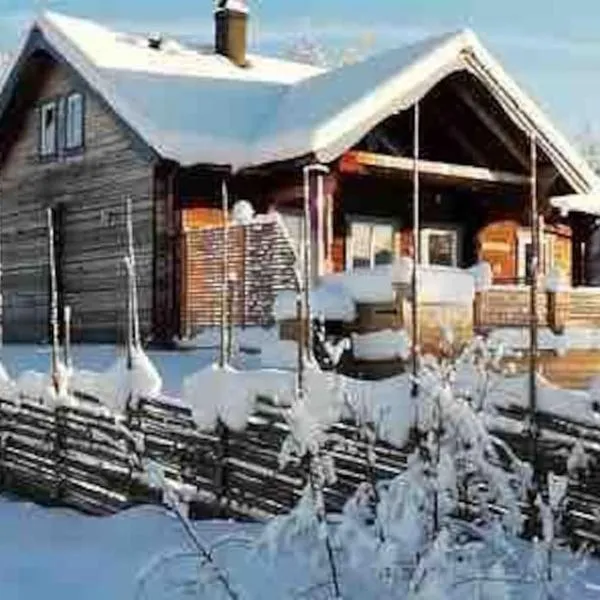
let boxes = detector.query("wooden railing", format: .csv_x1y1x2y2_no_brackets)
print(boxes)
474,285,600,333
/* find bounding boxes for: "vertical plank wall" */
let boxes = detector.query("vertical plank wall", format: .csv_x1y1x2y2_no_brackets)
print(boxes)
0,56,155,342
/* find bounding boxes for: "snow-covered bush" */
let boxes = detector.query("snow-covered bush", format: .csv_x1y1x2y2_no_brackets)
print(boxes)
335,344,532,598
256,336,536,598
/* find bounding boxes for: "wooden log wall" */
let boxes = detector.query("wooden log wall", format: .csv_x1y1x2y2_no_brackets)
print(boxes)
0,55,155,343
475,287,548,328
568,289,600,327
181,216,297,334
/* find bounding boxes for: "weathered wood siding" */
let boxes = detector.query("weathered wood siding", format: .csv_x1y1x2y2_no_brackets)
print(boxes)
0,55,155,342
181,214,297,333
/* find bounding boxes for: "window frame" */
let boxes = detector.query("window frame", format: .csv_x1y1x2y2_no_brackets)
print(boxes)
420,226,460,267
345,215,398,270
39,99,58,159
64,91,85,152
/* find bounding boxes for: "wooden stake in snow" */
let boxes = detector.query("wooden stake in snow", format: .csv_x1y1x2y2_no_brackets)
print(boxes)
219,179,230,368
47,207,60,394
411,102,421,398
126,198,141,349
0,207,3,349
63,305,72,371
528,133,542,533
226,275,235,362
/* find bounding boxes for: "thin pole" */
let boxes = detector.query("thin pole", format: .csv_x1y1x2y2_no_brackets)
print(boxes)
125,255,133,370
411,102,420,397
63,305,72,370
316,170,325,277
302,167,312,360
219,179,230,368
47,207,60,394
0,207,3,349
126,198,140,348
528,133,541,530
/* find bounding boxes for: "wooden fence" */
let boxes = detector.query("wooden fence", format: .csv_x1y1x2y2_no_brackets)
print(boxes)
2,385,600,550
181,215,297,336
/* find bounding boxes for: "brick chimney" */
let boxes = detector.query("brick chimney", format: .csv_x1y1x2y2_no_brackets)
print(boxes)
215,0,249,67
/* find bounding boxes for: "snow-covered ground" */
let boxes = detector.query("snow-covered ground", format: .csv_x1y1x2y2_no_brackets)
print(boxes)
0,496,597,600
0,343,260,396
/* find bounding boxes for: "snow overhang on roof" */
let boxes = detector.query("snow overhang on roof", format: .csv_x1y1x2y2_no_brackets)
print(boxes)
550,193,600,217
0,11,598,199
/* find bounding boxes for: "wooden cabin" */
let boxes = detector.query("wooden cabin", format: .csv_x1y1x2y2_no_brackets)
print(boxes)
0,7,599,352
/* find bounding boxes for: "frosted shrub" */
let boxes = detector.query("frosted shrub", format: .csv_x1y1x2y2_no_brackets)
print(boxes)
335,340,530,598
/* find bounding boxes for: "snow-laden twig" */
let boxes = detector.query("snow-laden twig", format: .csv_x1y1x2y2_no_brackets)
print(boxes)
144,459,242,600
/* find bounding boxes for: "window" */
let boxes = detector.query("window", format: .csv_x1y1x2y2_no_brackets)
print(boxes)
65,93,84,150
421,228,459,266
347,219,395,269
39,93,85,160
517,229,553,283
39,101,57,157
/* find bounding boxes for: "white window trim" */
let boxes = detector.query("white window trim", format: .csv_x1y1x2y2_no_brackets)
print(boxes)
517,228,554,279
345,215,398,270
420,226,460,267
65,92,84,150
40,100,57,157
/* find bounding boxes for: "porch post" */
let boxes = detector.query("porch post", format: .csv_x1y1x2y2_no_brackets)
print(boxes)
411,102,420,397
302,166,313,359
302,164,330,358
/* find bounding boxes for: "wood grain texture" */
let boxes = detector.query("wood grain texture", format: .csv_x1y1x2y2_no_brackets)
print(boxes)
0,56,155,342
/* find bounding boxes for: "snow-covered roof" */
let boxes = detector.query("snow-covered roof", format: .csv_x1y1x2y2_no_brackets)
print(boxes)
1,11,598,194
550,192,600,217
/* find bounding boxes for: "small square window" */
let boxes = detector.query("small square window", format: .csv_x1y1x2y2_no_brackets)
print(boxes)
421,228,459,267
65,93,84,150
40,101,57,157
347,219,395,269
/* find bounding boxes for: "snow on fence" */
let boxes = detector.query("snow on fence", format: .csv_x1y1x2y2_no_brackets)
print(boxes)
1,373,600,550
181,215,297,335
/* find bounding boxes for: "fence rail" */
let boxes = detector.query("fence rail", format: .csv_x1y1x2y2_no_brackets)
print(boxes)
1,385,600,549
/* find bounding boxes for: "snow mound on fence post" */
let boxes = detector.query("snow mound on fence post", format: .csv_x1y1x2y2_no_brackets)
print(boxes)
183,363,256,431
15,360,77,407
71,348,162,412
104,349,162,410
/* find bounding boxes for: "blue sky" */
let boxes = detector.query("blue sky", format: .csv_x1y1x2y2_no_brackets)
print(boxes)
2,0,600,139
